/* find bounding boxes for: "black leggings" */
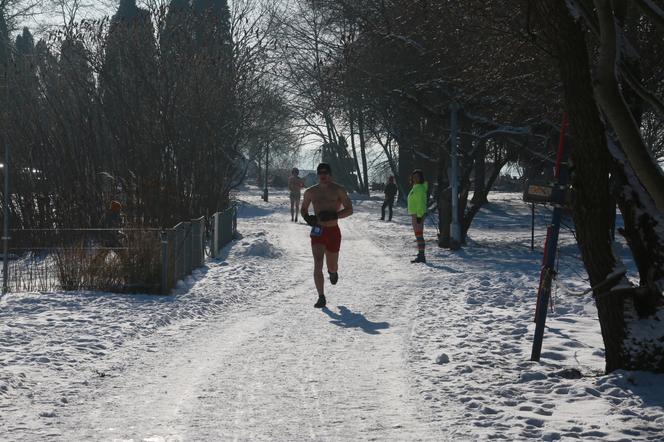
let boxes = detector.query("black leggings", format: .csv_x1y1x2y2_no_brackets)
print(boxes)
381,199,394,220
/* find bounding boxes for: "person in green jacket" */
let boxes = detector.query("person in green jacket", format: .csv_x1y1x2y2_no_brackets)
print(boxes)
407,169,427,263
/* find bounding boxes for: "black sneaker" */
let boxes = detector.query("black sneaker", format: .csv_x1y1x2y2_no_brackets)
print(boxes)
314,295,326,308
411,255,426,263
329,272,338,285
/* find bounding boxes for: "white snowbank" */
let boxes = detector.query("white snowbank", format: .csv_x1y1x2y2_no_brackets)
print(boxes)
0,188,662,441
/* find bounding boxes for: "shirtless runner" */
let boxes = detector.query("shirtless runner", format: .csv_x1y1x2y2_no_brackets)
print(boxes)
288,167,304,222
301,163,353,308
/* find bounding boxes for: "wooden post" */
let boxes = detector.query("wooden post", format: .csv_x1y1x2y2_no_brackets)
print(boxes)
531,203,535,251
160,230,169,294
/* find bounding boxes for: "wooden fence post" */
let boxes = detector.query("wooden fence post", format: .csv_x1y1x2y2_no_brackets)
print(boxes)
184,222,192,276
160,230,169,294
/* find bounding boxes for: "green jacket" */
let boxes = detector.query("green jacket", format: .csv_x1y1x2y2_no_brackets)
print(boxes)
407,182,428,217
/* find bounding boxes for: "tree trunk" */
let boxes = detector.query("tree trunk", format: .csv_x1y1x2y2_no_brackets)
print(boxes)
357,110,370,195
396,136,413,203
608,145,664,372
534,0,622,372
611,145,664,276
592,0,664,214
437,139,451,247
474,139,487,204
348,106,365,192
462,151,504,241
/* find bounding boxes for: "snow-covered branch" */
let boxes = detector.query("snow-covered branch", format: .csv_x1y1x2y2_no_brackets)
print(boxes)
635,0,664,32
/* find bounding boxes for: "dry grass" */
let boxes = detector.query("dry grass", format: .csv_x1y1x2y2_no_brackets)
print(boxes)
54,230,162,293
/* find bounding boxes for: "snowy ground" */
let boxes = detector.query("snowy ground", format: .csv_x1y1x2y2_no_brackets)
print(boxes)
1,186,663,441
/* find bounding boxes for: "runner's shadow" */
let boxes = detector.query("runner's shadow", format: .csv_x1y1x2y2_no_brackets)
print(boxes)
322,306,390,335
425,263,463,273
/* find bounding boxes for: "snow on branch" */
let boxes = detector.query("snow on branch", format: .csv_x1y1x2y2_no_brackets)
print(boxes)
567,0,664,117
381,33,426,53
476,127,531,140
606,136,664,240
621,65,664,118
635,0,664,32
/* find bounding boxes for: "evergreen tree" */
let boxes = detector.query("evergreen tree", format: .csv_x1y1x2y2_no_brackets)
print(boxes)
162,0,193,60
0,10,11,78
14,28,37,91
191,0,231,59
15,27,34,55
103,0,156,89
101,0,159,222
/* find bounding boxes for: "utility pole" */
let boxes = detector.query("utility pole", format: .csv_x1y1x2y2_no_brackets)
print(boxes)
263,141,269,202
449,101,461,250
2,69,10,295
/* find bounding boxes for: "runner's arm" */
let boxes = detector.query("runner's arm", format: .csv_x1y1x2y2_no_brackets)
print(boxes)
301,190,312,218
337,188,353,219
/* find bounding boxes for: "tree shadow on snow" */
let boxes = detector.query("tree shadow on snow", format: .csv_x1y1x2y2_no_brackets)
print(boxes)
322,305,390,335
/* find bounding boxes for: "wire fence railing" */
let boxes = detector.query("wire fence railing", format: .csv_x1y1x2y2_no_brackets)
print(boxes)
1,206,238,295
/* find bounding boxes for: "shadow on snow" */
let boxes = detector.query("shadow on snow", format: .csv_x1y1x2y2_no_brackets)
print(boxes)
322,305,390,335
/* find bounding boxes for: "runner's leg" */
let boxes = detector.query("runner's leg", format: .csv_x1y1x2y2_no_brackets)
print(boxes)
325,251,339,273
312,243,326,296
411,215,425,261
325,227,341,284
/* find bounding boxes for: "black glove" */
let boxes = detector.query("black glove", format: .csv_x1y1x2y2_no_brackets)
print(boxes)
416,217,423,224
303,214,318,226
318,210,339,222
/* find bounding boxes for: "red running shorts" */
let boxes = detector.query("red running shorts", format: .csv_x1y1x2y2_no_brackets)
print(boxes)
311,225,342,253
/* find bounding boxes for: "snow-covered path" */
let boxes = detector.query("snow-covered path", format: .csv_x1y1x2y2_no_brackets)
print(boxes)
59,214,439,440
2,187,663,441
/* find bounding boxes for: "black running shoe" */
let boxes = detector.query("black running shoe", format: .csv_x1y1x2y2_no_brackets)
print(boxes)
329,272,338,285
411,255,426,263
314,295,326,308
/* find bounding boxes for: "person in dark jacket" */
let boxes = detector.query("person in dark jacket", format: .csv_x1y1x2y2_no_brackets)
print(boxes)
93,200,125,267
380,176,398,221
100,200,124,248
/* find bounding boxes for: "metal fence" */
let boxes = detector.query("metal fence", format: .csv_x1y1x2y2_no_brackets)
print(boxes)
211,206,238,259
160,217,205,293
1,206,238,295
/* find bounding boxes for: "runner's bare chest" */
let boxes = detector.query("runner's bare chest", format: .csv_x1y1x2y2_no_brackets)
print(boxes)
311,185,341,213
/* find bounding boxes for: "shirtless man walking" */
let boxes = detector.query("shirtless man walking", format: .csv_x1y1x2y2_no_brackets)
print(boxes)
301,163,353,308
288,167,304,222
